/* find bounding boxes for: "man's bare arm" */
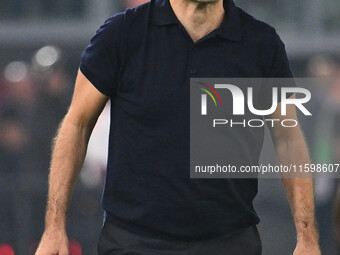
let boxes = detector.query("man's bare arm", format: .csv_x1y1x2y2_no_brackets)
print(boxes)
269,95,320,255
36,70,108,255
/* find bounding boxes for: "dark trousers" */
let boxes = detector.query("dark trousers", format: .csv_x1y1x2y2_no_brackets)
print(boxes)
98,220,262,255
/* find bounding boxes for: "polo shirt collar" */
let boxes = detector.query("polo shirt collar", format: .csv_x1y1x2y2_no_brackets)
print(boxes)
218,0,242,41
153,0,179,26
152,0,242,42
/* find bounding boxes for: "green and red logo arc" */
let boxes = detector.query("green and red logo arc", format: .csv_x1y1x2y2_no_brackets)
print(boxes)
197,82,223,107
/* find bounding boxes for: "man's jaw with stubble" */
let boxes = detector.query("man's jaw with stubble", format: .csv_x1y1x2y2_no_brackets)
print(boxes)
183,0,222,10
186,0,221,4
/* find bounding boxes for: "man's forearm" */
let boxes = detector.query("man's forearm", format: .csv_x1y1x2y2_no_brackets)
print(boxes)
276,131,319,245
45,115,91,232
282,178,318,244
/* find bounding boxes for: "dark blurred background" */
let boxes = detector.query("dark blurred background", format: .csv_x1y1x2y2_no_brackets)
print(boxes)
0,0,340,254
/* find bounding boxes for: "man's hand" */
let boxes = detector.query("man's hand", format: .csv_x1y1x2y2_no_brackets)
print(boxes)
35,229,69,255
293,242,321,255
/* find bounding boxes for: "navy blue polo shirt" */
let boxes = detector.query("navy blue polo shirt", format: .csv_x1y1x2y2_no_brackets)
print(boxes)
80,0,293,240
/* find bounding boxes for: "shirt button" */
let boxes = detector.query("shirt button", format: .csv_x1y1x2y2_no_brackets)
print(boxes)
190,69,198,75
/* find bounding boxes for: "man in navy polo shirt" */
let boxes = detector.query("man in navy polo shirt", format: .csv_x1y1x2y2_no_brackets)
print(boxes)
36,0,321,254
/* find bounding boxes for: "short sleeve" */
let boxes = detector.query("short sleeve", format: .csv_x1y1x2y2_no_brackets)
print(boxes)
269,33,293,78
260,32,295,109
80,13,124,97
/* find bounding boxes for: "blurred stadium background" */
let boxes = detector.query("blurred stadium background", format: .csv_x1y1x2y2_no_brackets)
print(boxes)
0,0,340,254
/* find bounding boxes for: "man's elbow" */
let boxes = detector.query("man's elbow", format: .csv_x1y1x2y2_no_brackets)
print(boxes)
60,111,95,139
273,125,305,148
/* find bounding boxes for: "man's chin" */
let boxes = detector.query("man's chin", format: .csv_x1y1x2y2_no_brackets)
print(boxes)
190,0,220,3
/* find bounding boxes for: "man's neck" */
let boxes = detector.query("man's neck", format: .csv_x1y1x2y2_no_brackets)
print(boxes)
169,0,224,42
